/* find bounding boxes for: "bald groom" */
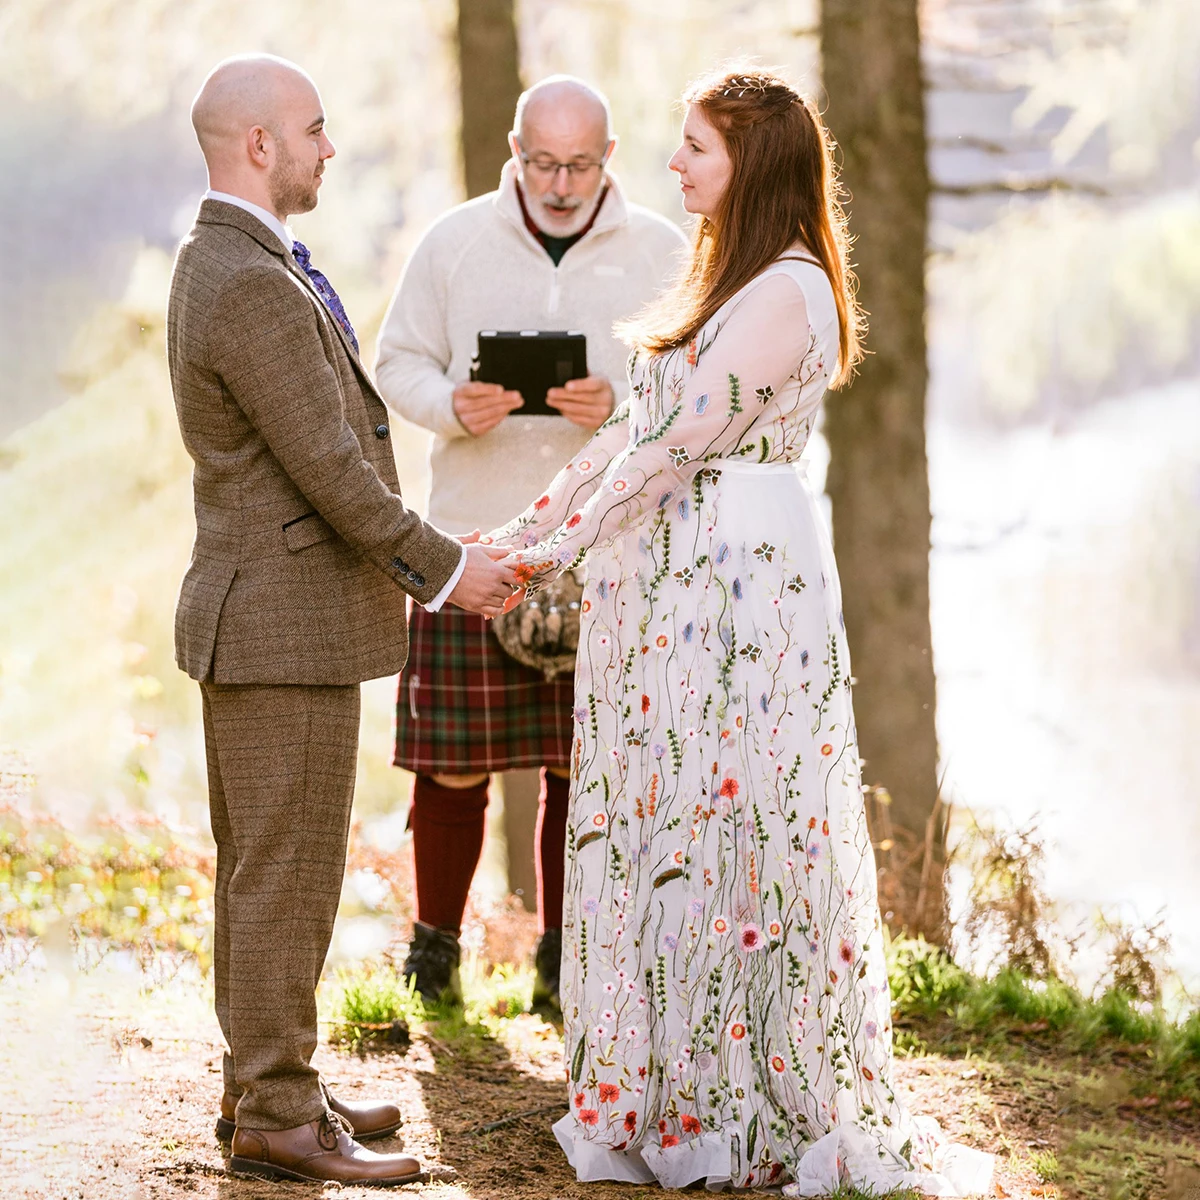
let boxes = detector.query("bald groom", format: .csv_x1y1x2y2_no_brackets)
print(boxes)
167,55,512,1185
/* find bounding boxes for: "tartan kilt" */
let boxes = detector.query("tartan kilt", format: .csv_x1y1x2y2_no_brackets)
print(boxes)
393,603,575,774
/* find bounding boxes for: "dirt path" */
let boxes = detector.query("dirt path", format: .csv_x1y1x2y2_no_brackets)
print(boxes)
2,964,1063,1200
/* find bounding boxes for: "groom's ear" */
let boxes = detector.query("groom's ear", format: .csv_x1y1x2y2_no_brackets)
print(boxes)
247,124,272,168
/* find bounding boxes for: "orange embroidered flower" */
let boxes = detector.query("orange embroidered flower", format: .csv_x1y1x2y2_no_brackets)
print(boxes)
642,694,651,714
862,1067,875,1081
624,1111,637,1131
718,777,738,799
592,812,607,828
821,743,833,756
729,1022,746,1040
655,634,669,649
534,494,550,510
574,1092,585,1107
681,1114,702,1134
662,1134,679,1147
807,817,818,830
566,512,583,528
579,1108,599,1126
598,1082,620,1103
771,1055,787,1074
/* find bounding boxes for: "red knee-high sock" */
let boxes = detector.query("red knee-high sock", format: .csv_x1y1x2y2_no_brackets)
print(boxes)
536,768,571,934
410,775,489,932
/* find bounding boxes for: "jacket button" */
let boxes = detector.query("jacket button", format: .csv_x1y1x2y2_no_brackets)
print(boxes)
392,557,406,571
413,575,426,588
375,424,389,439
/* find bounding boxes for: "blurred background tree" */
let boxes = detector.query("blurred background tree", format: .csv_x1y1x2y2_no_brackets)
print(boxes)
458,0,523,198
820,0,943,940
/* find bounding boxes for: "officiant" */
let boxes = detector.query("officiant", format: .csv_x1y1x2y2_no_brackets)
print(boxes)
374,74,685,1016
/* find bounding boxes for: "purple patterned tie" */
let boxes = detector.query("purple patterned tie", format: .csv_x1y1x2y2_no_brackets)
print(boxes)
291,240,360,354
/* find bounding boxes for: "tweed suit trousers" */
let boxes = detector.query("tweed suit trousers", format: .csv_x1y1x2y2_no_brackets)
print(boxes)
202,680,360,1130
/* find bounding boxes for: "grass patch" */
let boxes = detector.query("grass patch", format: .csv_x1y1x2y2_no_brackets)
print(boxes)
329,962,424,1052
329,954,540,1057
887,936,1200,1104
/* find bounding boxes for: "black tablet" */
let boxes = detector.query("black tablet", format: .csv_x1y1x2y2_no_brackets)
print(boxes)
471,330,588,418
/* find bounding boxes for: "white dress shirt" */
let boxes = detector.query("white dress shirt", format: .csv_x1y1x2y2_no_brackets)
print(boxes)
201,189,465,611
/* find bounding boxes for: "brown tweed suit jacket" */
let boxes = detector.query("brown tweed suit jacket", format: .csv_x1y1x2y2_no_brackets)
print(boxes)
167,199,463,686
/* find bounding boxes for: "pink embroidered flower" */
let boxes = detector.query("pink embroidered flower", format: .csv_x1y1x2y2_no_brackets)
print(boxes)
740,923,765,952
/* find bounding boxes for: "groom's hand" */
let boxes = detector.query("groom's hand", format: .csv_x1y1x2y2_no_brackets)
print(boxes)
448,543,518,618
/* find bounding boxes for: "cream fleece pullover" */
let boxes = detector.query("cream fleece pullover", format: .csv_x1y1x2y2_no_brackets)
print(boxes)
375,161,687,533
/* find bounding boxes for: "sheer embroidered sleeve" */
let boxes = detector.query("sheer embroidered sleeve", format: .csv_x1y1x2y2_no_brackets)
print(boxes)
482,397,635,550
506,274,820,593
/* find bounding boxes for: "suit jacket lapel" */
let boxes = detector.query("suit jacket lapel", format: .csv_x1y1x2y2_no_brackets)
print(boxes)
197,199,383,401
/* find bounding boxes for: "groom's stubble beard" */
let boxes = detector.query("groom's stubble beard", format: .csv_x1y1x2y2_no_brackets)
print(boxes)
268,134,321,218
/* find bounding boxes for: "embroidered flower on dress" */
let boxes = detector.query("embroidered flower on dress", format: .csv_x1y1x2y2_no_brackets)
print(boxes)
740,923,765,952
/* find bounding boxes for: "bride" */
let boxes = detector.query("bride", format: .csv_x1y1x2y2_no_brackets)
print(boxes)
484,66,993,1197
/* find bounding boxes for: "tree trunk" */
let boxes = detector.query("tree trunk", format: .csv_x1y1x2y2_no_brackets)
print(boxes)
819,0,947,941
456,0,523,199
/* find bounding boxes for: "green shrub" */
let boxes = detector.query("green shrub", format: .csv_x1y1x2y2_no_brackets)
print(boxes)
886,934,971,1016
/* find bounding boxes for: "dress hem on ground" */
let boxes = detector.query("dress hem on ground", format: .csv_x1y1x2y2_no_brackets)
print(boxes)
553,1112,994,1196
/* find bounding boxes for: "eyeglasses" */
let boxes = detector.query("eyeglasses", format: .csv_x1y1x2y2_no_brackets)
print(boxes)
518,148,609,179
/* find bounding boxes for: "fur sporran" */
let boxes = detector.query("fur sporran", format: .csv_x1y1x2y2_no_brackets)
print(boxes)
491,569,584,680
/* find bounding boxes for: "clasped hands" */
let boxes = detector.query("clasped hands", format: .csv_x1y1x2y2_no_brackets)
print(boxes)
445,531,527,618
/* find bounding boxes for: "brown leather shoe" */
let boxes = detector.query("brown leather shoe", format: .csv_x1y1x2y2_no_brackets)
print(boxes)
216,1090,402,1142
229,1112,432,1185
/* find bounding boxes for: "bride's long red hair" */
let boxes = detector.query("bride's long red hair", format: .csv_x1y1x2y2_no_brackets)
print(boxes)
620,67,865,388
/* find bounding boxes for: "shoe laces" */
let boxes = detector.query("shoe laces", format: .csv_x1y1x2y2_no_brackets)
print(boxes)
318,1109,354,1149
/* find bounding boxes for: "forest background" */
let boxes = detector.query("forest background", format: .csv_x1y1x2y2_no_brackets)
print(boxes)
1,1,1199,1197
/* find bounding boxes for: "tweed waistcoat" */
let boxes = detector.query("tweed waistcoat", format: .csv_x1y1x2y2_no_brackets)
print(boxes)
167,199,463,686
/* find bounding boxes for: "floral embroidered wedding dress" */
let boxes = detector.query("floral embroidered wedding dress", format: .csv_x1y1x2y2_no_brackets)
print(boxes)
486,256,993,1196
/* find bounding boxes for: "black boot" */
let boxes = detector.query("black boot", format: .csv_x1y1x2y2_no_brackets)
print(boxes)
402,921,463,1006
531,927,562,1022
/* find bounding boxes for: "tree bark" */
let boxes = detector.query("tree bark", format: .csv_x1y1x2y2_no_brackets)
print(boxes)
456,0,523,199
819,0,946,941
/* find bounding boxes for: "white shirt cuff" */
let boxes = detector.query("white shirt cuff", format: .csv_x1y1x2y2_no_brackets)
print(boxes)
424,543,467,612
